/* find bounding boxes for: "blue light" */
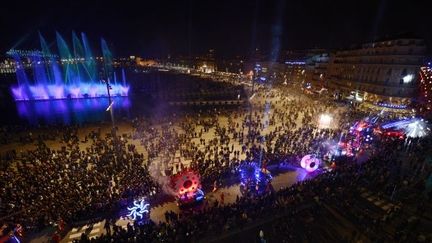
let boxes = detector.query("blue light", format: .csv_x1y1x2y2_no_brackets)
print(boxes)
9,33,130,101
376,102,407,109
255,170,261,182
195,189,205,201
239,162,272,186
382,118,416,129
284,61,305,65
11,236,20,243
127,199,150,221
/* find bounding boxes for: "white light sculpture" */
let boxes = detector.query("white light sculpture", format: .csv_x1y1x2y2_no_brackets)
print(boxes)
127,199,150,220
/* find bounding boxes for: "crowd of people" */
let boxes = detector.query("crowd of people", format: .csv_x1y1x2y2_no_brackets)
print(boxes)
0,81,431,242
79,136,432,242
0,125,158,231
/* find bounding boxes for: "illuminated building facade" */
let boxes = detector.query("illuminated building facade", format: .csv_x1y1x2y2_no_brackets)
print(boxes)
0,58,17,74
327,38,426,106
419,65,432,111
196,49,216,73
283,50,307,85
283,61,306,85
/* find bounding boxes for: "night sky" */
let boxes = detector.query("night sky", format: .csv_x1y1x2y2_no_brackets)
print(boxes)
1,0,430,58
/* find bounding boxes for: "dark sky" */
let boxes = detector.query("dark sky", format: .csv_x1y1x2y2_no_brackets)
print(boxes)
0,0,430,58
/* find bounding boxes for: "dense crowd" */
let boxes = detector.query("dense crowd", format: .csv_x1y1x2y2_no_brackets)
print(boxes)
0,83,431,242
79,136,432,243
0,126,158,230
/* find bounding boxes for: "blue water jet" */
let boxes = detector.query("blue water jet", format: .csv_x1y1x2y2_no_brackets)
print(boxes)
10,32,129,101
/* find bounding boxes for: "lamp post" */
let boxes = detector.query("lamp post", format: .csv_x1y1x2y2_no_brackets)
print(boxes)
102,77,115,131
247,65,257,143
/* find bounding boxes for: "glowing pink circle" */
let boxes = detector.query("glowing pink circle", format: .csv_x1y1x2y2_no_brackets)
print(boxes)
300,155,320,172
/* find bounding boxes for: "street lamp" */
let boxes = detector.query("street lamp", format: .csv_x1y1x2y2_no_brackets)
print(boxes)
102,79,113,110
102,78,115,130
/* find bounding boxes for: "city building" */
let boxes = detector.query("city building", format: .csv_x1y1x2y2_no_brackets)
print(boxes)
304,51,331,92
255,61,284,83
215,56,245,74
283,61,305,85
196,49,216,73
162,50,216,73
0,58,16,74
327,38,426,108
282,50,309,86
419,64,432,112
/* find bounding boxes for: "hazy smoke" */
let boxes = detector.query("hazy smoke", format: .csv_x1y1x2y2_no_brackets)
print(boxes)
148,158,176,196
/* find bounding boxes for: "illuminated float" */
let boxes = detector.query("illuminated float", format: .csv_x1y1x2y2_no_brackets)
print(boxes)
170,169,205,208
126,197,150,225
127,198,150,224
239,162,272,195
300,154,320,173
381,118,429,138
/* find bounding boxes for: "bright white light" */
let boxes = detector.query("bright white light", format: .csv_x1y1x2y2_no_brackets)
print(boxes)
403,74,414,83
385,118,429,138
319,114,333,129
106,101,114,111
127,199,150,220
405,119,428,138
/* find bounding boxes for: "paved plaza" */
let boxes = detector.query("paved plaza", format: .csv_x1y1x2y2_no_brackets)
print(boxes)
3,88,343,242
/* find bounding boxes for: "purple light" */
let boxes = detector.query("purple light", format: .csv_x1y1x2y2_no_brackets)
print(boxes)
15,96,131,125
29,85,49,100
89,87,98,97
9,33,130,102
47,85,65,99
12,86,28,100
70,87,81,98
11,83,130,101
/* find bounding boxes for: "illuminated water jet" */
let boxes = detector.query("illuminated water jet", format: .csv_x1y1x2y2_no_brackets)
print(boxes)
9,32,129,101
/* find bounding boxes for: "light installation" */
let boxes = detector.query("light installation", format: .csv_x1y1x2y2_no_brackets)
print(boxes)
127,198,150,221
239,162,272,195
9,32,129,101
300,154,320,172
318,114,333,129
376,103,407,109
405,119,429,138
195,189,205,201
170,169,205,206
382,118,429,138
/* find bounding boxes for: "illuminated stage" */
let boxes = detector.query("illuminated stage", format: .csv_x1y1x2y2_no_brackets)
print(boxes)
9,32,129,101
